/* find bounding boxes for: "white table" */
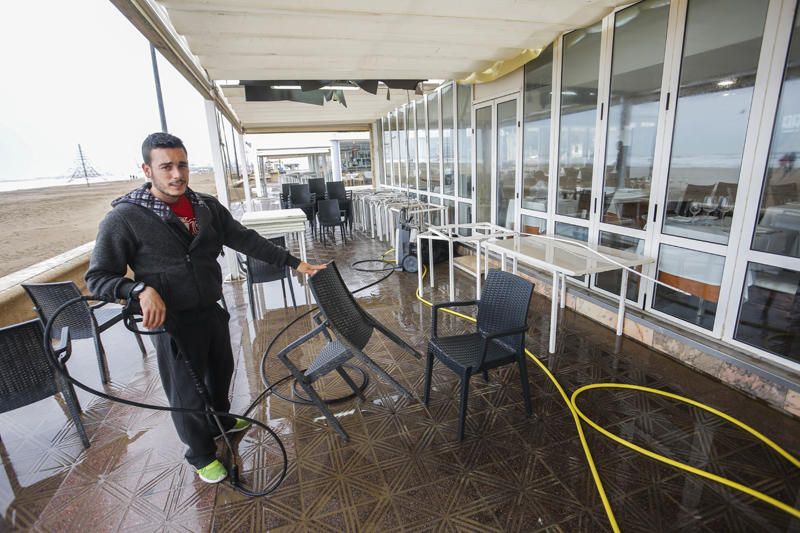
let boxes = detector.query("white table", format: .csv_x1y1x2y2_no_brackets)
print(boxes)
416,222,516,301
240,208,308,264
483,235,655,354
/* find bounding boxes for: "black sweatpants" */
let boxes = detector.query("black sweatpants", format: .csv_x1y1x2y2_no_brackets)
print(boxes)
152,304,235,469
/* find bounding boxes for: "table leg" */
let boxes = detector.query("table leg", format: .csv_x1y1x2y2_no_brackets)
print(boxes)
476,242,482,298
617,269,628,336
549,271,559,354
417,235,423,296
560,272,566,309
449,239,455,301
512,257,518,275
500,252,507,272
429,238,434,288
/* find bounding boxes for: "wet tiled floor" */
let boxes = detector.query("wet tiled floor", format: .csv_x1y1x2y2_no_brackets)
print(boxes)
1,229,799,532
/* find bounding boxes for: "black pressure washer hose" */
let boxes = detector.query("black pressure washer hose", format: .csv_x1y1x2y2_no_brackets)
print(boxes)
40,257,398,498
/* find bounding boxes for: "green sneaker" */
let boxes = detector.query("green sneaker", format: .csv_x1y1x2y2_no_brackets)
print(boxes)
196,459,227,484
215,417,251,439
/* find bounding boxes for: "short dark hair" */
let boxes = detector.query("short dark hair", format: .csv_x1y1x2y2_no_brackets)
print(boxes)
142,132,187,164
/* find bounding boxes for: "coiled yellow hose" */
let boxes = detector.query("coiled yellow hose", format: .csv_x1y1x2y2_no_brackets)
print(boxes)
412,264,800,531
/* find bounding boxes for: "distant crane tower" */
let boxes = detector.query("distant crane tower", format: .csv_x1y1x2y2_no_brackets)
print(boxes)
69,144,101,186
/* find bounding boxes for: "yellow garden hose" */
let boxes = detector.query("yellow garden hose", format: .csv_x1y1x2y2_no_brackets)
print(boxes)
412,264,800,531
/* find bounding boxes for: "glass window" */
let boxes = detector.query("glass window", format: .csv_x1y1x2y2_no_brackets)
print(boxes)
390,111,399,187
417,100,428,192
444,199,455,226
595,232,642,301
522,44,553,212
752,6,800,259
458,202,472,236
555,222,588,281
398,108,408,188
428,92,441,193
442,85,455,196
522,215,547,235
430,195,442,225
734,263,799,361
601,0,670,229
382,116,391,185
475,105,492,223
653,244,725,330
662,0,768,245
557,25,601,219
497,100,518,229
408,105,417,190
457,84,473,199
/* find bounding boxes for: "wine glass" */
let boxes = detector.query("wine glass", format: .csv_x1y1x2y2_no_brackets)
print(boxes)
689,201,702,222
718,195,733,226
702,195,718,223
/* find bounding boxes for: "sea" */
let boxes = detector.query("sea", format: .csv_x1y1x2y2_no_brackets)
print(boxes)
0,174,137,193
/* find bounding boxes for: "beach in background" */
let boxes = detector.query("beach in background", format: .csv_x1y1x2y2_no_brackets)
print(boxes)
0,171,217,278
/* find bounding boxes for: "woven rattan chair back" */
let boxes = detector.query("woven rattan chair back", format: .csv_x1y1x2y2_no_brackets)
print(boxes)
22,282,94,341
309,262,373,350
477,270,534,352
308,178,326,199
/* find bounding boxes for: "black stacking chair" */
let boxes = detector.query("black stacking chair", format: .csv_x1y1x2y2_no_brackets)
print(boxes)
325,181,353,234
424,270,534,441
316,199,348,245
308,177,326,202
280,183,292,209
276,261,421,441
237,237,297,316
289,183,316,238
0,319,90,448
23,282,147,385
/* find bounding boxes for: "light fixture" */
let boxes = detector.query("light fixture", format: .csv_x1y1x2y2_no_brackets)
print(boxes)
270,85,359,91
717,79,737,87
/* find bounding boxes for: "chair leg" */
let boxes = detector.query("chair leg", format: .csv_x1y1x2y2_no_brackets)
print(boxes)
91,330,111,384
423,350,434,405
278,352,349,442
286,271,297,310
247,280,256,319
134,331,147,358
340,224,346,244
59,376,90,448
353,350,411,398
482,370,489,383
335,367,365,401
280,278,288,309
517,354,533,417
458,370,472,441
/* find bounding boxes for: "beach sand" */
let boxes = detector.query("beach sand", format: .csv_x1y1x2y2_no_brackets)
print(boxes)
0,171,218,278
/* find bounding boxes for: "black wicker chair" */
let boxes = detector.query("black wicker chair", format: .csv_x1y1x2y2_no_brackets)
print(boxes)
276,261,421,441
0,319,90,448
424,269,534,440
289,183,316,238
317,199,348,245
22,281,147,385
280,183,292,209
308,177,326,202
325,181,353,235
237,237,297,316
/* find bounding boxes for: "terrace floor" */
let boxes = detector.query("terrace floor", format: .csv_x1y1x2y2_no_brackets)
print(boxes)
1,229,799,532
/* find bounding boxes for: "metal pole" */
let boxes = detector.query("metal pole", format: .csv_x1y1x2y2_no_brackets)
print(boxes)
150,44,168,132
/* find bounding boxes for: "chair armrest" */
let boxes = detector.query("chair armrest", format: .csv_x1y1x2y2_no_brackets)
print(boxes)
431,300,478,337
479,325,528,341
54,326,72,364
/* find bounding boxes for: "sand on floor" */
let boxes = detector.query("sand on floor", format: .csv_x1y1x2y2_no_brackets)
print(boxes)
0,171,218,278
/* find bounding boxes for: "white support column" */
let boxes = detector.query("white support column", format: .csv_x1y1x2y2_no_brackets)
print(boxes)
330,139,342,181
204,99,240,280
236,132,252,209
252,149,264,198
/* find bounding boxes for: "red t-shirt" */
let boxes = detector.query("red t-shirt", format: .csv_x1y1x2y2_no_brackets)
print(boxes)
169,195,199,235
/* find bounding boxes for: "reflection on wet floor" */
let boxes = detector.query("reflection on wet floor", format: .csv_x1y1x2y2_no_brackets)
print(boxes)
1,230,798,532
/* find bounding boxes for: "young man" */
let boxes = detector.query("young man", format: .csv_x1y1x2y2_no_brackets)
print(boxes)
86,132,325,483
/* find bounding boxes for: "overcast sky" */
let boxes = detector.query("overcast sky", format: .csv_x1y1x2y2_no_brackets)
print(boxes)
0,0,212,181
